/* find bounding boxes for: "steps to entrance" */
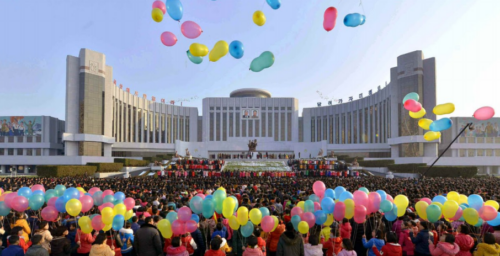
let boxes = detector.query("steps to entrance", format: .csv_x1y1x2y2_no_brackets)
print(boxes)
221,160,290,172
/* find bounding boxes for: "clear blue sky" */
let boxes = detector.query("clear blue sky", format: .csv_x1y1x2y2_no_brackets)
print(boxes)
1,0,499,120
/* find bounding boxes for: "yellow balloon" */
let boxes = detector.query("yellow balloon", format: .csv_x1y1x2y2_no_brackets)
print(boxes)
271,216,279,232
458,195,468,205
415,201,428,220
78,216,91,228
114,203,127,216
433,103,455,115
324,214,334,226
125,209,134,220
249,208,263,225
298,221,309,234
237,207,249,226
424,131,441,141
409,108,426,119
76,187,86,193
418,119,433,130
485,200,500,211
321,227,332,239
218,187,226,191
158,219,172,238
103,223,112,232
297,201,305,210
102,207,115,225
431,202,443,209
443,200,459,219
253,10,266,26
66,199,82,217
81,224,93,234
344,199,355,219
394,195,409,209
152,8,163,22
463,208,479,225
189,43,209,57
209,41,229,62
228,215,240,230
447,191,459,203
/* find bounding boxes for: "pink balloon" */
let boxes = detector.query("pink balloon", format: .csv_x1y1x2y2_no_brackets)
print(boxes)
4,193,17,208
99,202,114,212
314,202,322,211
474,107,495,121
354,205,367,224
368,192,382,213
102,190,114,198
291,206,303,217
185,220,198,233
196,194,206,199
386,195,394,203
323,7,338,32
152,0,166,14
421,198,432,205
313,181,326,198
48,197,58,207
41,206,59,221
88,187,101,196
79,191,85,198
181,21,202,39
261,216,274,232
12,196,29,212
91,215,105,231
301,212,316,227
479,205,497,221
161,32,177,47
178,206,192,222
80,195,94,213
172,220,186,235
404,99,422,112
124,197,135,211
353,191,369,207
334,202,346,221
31,184,45,192
450,206,463,221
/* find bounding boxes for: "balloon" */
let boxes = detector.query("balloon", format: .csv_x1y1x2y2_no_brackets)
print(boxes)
186,220,198,233
190,214,200,224
323,7,338,32
11,196,28,212
304,200,315,213
241,221,254,237
172,220,186,235
33,190,44,197
41,206,58,221
88,187,101,196
228,215,240,230
79,195,94,213
261,216,274,232
368,192,382,214
333,202,345,221
259,207,270,217
426,204,442,223
161,32,177,47
298,221,309,234
213,189,227,214
291,215,301,231
237,207,249,225
158,219,172,238
474,107,495,121
415,201,429,220
250,51,274,72
186,50,203,65
485,200,499,211
66,198,82,216
433,103,455,115
419,119,433,130
253,11,266,26
291,206,303,217
394,195,409,217
325,189,335,199
339,191,353,202
463,208,479,225
447,191,460,202
429,118,453,132
114,192,125,201
314,202,322,212
459,195,468,205
324,214,334,226
113,203,127,216
385,204,398,222
166,211,178,224
189,43,209,57
166,0,183,21
334,187,346,200
421,198,432,205
202,198,215,218
358,187,369,194
321,197,335,213
249,209,262,225
190,196,204,214
266,0,281,10
380,200,393,213
102,207,115,225
47,197,57,207
111,214,124,231
181,21,202,39
125,210,133,220
353,191,368,207
152,0,166,14
98,202,114,212
31,184,45,192
103,195,115,204
402,92,420,105
404,99,422,112
410,108,426,119
479,205,497,221
313,181,326,198
229,41,244,59
123,197,135,211
344,13,365,27
152,8,163,22
229,196,239,213
375,190,387,201
93,191,104,206
487,212,500,226
309,194,320,203
76,187,86,193
344,199,355,219
443,200,459,219
209,40,229,62
178,206,192,222
103,224,112,232
272,215,279,231
29,194,45,211
314,210,328,225
432,195,447,204
301,212,316,227
450,206,463,221
44,189,57,203
354,205,367,224
55,185,66,196
424,131,441,141
17,187,31,198
468,194,484,211
55,197,67,213
64,188,80,202
297,201,305,210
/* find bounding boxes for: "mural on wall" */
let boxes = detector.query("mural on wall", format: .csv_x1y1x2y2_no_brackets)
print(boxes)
0,116,42,136
241,109,259,119
458,118,500,137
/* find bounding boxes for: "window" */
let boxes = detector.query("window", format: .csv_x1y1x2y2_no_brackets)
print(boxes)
8,137,14,143
364,108,368,143
242,120,247,137
347,112,351,144
281,107,285,111
36,136,41,142
281,113,285,141
8,149,14,156
299,118,303,142
248,120,253,137
0,148,3,155
329,115,333,144
223,107,227,110
143,111,148,143
261,113,266,137
268,113,272,137
216,107,221,110
323,116,327,141
27,136,33,143
210,113,214,141
186,118,190,141
229,107,233,110
132,107,136,142
173,115,178,141
255,120,260,137
128,106,131,142
167,114,171,143
27,148,32,156
216,113,221,141
180,116,185,141
341,114,345,144
374,105,378,143
149,112,153,143
287,113,292,141
210,107,214,110
311,117,315,142
223,113,227,141
287,107,292,110
161,113,165,143
335,114,339,143
17,149,23,156
36,149,41,156
229,113,234,137
317,117,321,142
236,114,240,137
138,109,143,142
155,113,159,143
274,113,279,141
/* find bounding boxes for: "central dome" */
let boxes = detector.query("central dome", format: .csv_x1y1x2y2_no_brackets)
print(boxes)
230,88,271,98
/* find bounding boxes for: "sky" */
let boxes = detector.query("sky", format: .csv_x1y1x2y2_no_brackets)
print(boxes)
0,0,499,120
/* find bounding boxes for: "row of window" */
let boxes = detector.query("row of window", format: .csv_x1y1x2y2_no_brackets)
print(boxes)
209,107,292,111
0,136,42,143
0,148,42,156
458,149,500,157
458,137,500,143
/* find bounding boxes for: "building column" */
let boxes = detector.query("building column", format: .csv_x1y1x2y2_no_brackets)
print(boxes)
24,166,29,174
103,144,112,157
496,166,500,175
0,166,4,173
486,166,492,175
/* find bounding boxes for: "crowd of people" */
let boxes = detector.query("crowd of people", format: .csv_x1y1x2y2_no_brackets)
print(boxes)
0,175,499,256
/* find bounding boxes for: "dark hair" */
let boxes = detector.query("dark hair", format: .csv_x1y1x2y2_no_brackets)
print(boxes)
410,221,417,227
54,226,68,236
153,215,162,223
253,228,261,237
459,224,469,235
444,234,455,244
132,216,138,223
309,234,319,246
419,221,429,230
386,232,397,243
216,222,223,231
211,238,221,250
342,218,348,224
247,236,258,247
93,233,107,245
145,217,153,224
172,236,181,247
11,226,23,236
374,230,383,239
31,234,43,245
37,221,49,232
483,232,496,245
8,235,19,245
125,222,132,229
342,239,354,251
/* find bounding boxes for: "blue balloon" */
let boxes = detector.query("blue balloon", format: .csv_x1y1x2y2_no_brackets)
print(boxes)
334,187,346,200
114,199,124,205
474,218,484,228
55,197,67,213
190,196,204,214
304,200,315,213
309,194,320,203
324,189,335,199
384,204,398,221
103,195,115,204
314,210,328,225
112,214,125,231
166,0,183,21
468,194,484,211
376,190,387,201
29,194,45,210
260,207,270,217
321,197,335,213
487,212,500,226
241,222,254,237
18,187,32,198
229,40,244,59
432,195,447,204
114,192,125,201
344,13,364,27
32,190,45,197
429,118,453,132
167,202,177,210
93,191,103,206
202,198,215,218
230,196,239,212
339,191,354,202
266,0,281,10
63,188,80,202
205,195,213,200
0,202,10,216
291,215,301,231
360,15,366,25
191,214,200,223
84,193,91,197
167,211,178,224
55,184,66,196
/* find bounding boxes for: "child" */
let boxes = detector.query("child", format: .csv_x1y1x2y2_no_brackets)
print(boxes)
372,232,402,256
67,223,77,250
243,236,263,256
323,227,342,256
2,236,24,256
166,236,189,256
337,239,357,256
254,229,266,256
181,233,198,256
399,221,415,256
204,239,226,256
304,235,323,256
214,235,231,254
340,219,352,240
283,209,291,224
25,235,49,256
428,234,459,256
362,230,385,256
6,227,28,253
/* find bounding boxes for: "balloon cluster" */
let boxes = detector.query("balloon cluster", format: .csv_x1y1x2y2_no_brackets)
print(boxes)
415,192,500,227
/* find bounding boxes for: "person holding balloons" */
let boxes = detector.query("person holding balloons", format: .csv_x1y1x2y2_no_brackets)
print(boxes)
267,217,285,256
473,233,500,256
89,233,115,256
410,222,431,256
50,226,80,256
276,222,304,256
362,230,385,256
454,225,474,256
75,225,98,256
10,212,31,243
34,221,53,252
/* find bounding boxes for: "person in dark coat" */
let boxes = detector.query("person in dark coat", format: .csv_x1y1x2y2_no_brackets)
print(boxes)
49,226,80,256
2,236,23,256
25,235,49,256
191,226,206,256
133,217,163,256
410,221,431,256
276,222,304,256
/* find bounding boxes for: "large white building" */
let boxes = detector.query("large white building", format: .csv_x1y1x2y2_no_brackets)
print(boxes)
1,48,499,175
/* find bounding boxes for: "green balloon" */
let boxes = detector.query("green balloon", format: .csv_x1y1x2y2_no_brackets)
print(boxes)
426,204,442,223
187,50,203,64
402,92,419,105
358,187,369,194
45,189,58,203
250,51,274,72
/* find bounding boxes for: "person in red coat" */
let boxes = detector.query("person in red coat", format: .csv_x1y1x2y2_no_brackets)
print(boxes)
399,221,415,256
372,232,402,256
454,225,474,256
340,219,352,240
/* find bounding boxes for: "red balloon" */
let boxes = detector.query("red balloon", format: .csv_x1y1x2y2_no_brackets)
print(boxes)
41,206,59,221
291,206,303,217
48,197,58,207
186,220,198,233
404,99,422,112
91,215,105,231
323,7,338,32
80,195,94,213
152,0,166,14
172,220,186,235
354,205,367,224
12,196,29,212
